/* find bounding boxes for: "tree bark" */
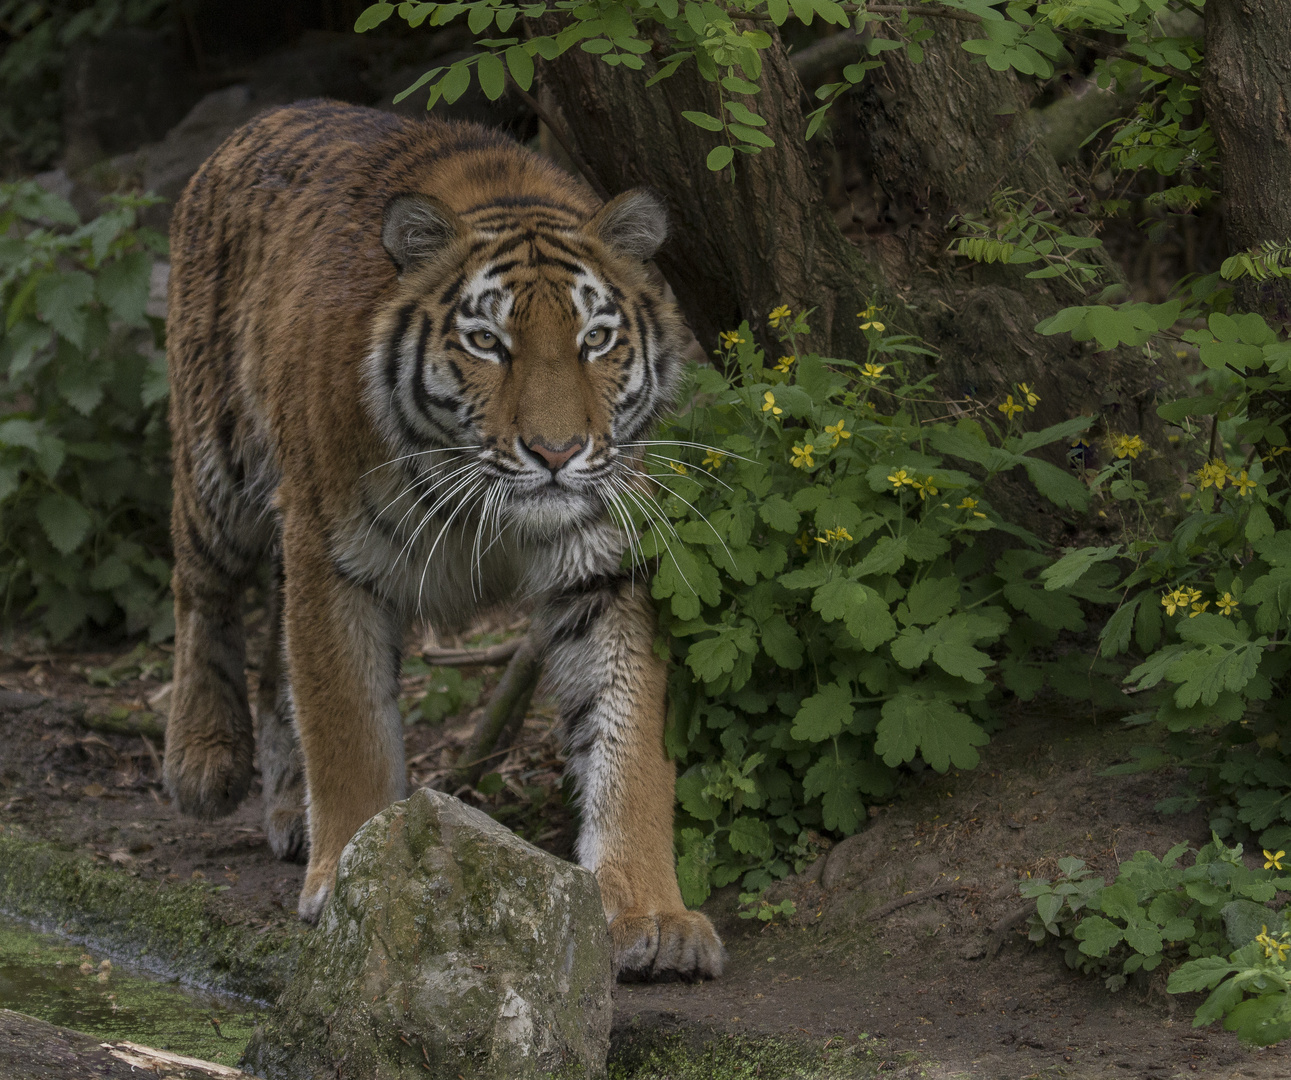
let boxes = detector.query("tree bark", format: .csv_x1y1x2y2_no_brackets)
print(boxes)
1203,0,1291,325
540,33,878,358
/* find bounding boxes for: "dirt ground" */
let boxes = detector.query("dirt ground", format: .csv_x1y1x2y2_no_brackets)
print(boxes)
3,629,1291,1080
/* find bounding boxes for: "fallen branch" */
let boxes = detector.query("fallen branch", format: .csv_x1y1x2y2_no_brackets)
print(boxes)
452,636,544,789
421,637,524,667
80,708,166,741
105,1040,247,1078
865,882,969,920
987,903,1033,956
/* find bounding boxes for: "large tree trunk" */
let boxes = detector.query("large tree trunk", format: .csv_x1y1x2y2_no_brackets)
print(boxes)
1203,0,1291,325
1204,0,1291,498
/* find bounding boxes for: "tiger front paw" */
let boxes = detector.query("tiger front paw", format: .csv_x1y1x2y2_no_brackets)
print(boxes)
265,802,308,863
610,909,725,982
163,731,253,820
297,858,338,923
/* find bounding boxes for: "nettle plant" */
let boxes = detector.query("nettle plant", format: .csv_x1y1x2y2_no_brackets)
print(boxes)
1024,838,1291,1046
626,306,1112,902
1031,286,1291,855
357,0,1200,172
0,181,171,641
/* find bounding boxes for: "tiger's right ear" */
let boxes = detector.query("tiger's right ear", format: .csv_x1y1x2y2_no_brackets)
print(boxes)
381,194,460,272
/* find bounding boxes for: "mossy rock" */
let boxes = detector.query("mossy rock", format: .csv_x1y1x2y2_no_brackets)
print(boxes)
244,787,613,1079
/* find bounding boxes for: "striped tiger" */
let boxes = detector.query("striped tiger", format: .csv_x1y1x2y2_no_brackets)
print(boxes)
164,99,723,980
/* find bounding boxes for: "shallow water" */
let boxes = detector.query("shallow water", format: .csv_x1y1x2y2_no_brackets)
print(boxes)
0,913,261,1067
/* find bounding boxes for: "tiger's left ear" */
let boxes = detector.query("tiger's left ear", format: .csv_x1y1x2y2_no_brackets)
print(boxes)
585,189,669,261
382,193,460,272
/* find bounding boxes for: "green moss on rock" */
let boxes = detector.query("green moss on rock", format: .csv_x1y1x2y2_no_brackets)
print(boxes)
245,787,614,1080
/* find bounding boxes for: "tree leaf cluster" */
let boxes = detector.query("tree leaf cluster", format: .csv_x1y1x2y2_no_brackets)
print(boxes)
0,181,172,641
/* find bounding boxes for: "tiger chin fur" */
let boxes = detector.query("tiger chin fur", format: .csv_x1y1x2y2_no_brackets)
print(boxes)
163,99,723,981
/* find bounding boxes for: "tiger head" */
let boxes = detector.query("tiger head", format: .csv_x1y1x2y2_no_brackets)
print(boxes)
366,188,687,539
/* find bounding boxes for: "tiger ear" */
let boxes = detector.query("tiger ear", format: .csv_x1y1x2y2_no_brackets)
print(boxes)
382,193,460,272
585,189,669,261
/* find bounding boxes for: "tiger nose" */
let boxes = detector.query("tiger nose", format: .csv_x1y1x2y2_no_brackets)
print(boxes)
524,437,586,472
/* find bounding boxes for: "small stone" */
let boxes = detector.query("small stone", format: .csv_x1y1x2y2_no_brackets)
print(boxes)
244,787,613,1080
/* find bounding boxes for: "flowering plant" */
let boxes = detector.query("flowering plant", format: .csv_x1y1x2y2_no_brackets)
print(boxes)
635,308,1104,901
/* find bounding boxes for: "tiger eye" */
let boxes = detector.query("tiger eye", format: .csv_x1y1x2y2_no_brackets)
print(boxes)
467,330,498,350
584,328,609,349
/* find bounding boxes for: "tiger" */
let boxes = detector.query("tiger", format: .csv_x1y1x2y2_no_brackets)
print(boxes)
163,99,724,981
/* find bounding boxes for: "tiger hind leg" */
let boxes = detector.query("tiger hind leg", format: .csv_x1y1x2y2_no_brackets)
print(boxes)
254,550,308,862
164,450,269,821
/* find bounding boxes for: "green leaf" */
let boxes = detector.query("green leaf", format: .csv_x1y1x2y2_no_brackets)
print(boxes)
1041,545,1121,590
1072,915,1124,957
34,270,94,349
1167,955,1239,994
476,53,506,100
760,494,799,531
727,815,773,858
759,614,803,669
802,756,865,833
96,252,152,327
789,680,853,742
355,3,395,31
36,492,91,555
897,577,959,626
505,46,535,90
706,145,734,171
721,75,760,95
440,62,472,105
682,110,724,132
875,694,987,771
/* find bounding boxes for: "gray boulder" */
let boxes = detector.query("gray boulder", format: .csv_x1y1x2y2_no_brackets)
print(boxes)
243,787,613,1080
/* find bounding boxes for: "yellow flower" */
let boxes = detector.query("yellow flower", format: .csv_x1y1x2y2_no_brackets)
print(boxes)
795,531,813,554
774,354,796,373
1195,460,1231,490
1233,470,1257,497
888,469,913,490
1189,600,1209,617
1112,434,1146,460
857,305,885,332
1265,850,1286,871
1217,592,1239,616
761,391,782,417
1261,445,1289,462
768,305,793,328
998,395,1024,420
790,443,815,469
1256,925,1291,961
824,420,850,447
719,329,745,350
862,362,886,380
702,450,726,471
817,526,853,545
1018,383,1040,408
668,461,688,475
958,496,979,510
912,476,939,501
1161,588,1189,616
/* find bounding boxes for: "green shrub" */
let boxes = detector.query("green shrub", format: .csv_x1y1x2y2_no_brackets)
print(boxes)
1034,285,1291,855
0,180,171,641
638,307,1121,903
1024,836,1291,1045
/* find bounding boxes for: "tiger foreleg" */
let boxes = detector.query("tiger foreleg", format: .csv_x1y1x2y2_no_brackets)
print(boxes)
541,578,725,981
165,487,256,821
282,517,406,922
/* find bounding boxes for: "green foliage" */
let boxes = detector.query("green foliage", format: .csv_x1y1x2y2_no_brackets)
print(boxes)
360,0,1202,172
400,656,484,722
0,0,169,168
641,308,1113,903
1025,837,1291,1045
1036,285,1291,859
0,181,171,641
737,890,796,922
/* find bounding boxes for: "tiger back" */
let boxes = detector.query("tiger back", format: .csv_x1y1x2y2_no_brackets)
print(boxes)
164,99,723,980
